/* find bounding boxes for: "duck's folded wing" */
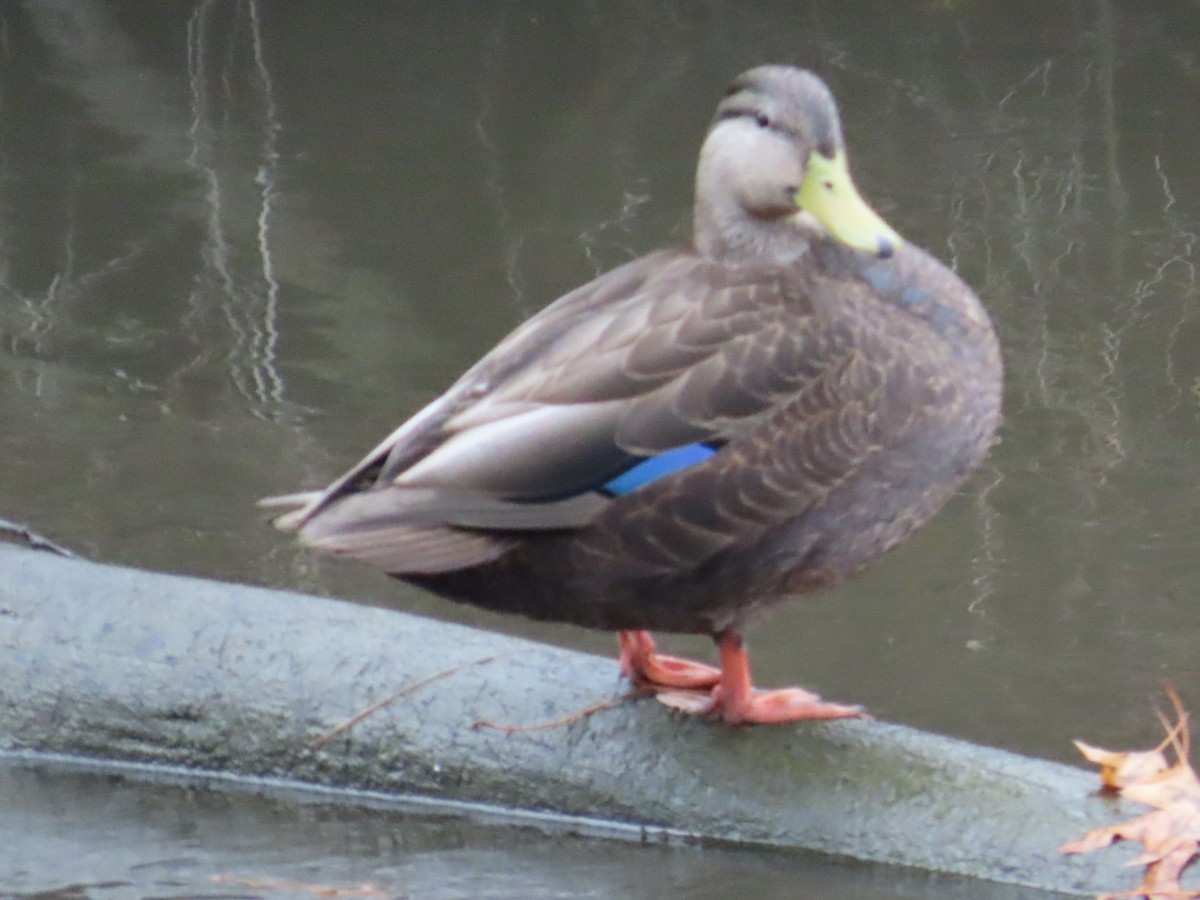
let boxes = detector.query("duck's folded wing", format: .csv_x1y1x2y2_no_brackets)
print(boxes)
264,250,889,574
376,258,841,501
262,250,689,530
264,251,748,520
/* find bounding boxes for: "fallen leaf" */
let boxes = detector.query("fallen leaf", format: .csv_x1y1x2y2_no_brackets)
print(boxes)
1061,686,1200,899
1073,740,1170,791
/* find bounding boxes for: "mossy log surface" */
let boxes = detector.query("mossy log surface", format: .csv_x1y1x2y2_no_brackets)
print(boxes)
0,543,1133,895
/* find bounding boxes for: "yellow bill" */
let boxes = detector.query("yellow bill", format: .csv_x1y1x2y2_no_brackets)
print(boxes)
796,150,901,258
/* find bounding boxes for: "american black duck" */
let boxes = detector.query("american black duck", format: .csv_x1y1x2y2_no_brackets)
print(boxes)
264,66,1002,725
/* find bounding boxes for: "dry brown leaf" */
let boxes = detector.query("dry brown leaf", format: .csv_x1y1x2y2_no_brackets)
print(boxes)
1073,740,1171,791
1061,687,1200,899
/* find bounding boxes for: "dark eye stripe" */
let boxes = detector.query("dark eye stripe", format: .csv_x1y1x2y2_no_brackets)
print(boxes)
715,106,752,123
716,106,787,135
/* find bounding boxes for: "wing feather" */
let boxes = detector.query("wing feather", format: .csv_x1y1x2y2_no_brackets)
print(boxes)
272,246,902,583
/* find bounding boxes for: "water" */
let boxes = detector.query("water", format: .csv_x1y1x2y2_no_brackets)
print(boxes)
2,0,1199,895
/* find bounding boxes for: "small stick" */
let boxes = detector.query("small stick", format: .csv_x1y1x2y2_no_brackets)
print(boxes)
1159,683,1192,761
473,688,646,734
310,653,504,748
0,517,76,558
211,874,387,897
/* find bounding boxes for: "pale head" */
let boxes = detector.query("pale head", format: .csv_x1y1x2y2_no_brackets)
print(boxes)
693,66,901,263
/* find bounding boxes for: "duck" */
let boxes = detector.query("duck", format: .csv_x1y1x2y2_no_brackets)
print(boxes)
262,66,1002,725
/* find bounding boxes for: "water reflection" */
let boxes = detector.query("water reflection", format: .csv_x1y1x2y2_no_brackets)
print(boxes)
1,0,1199,792
184,0,289,422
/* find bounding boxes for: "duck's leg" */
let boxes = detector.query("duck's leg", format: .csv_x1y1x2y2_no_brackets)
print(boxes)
656,631,865,724
617,630,722,689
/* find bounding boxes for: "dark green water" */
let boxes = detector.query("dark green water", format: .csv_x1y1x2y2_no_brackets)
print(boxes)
2,0,1199,896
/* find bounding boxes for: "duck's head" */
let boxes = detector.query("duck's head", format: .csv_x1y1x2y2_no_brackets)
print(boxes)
694,66,901,263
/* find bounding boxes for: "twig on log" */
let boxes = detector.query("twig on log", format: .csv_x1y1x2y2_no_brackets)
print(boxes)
0,517,76,558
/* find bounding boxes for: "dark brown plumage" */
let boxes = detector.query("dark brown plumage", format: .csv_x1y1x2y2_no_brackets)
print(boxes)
263,66,1002,724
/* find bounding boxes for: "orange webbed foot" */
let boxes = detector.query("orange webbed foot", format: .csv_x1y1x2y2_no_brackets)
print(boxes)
652,631,867,725
617,630,722,690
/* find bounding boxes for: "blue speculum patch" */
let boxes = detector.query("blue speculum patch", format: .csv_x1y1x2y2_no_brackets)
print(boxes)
601,443,718,496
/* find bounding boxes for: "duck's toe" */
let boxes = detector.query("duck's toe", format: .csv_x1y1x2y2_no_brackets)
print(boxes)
653,688,719,715
713,686,867,724
617,630,722,689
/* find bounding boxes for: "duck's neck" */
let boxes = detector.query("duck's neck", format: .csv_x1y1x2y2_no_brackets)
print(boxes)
693,198,815,265
690,136,816,264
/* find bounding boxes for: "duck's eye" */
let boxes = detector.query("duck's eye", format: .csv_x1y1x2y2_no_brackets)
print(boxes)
755,113,771,129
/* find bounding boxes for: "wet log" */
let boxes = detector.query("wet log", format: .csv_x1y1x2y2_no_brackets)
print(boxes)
0,542,1131,895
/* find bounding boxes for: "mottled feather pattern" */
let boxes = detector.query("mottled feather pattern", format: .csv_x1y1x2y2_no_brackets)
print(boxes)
577,360,884,577
292,239,998,612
